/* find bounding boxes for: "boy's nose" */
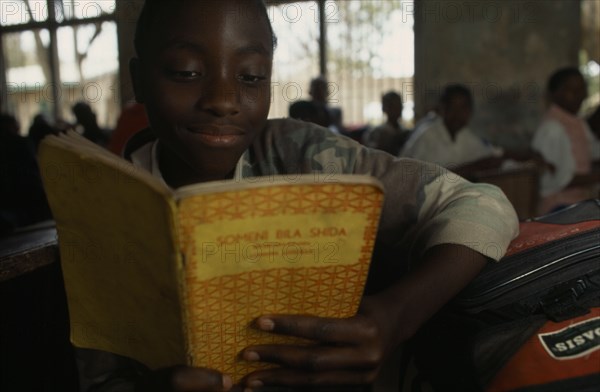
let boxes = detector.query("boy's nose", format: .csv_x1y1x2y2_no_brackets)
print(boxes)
198,78,240,117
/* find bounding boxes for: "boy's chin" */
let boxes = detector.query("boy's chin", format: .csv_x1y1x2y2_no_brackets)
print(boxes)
188,155,241,183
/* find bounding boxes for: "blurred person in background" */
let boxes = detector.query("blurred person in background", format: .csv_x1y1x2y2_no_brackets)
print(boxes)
363,91,410,155
532,67,600,214
72,102,111,147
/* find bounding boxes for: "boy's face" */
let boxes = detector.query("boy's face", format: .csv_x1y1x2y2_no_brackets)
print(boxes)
553,74,587,115
133,0,273,184
441,95,472,135
383,98,403,121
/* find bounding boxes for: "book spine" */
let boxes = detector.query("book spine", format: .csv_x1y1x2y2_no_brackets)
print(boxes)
176,251,193,365
170,200,193,365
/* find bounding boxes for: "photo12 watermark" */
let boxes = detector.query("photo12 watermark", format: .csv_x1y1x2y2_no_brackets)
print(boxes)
1,1,116,25
7,81,120,104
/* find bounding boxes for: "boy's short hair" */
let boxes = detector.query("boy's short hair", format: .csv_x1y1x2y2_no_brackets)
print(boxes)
134,0,278,59
382,91,402,105
547,67,583,93
439,84,473,107
289,100,319,120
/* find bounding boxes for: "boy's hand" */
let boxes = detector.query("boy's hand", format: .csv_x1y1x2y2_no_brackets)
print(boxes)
135,366,233,392
240,294,400,389
241,244,488,390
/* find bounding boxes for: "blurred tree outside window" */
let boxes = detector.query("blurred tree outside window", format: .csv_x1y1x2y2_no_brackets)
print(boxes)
268,0,415,128
268,1,321,120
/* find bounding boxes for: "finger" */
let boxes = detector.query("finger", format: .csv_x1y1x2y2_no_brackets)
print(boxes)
172,366,233,392
254,314,377,344
242,368,377,390
241,345,380,371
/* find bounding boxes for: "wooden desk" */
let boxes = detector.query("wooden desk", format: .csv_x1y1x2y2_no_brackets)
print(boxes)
0,221,58,281
0,223,78,391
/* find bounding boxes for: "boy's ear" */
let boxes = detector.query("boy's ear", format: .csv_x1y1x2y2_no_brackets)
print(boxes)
129,58,145,104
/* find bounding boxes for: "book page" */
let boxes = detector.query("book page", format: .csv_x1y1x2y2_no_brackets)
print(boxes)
176,177,383,380
39,133,186,369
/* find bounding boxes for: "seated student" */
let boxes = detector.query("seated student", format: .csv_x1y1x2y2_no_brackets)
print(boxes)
28,114,59,152
400,85,545,178
72,102,111,147
400,85,504,174
77,1,518,391
532,67,600,214
309,76,343,133
362,91,410,155
288,100,327,126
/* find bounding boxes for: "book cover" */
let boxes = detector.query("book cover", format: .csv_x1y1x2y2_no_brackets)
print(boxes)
39,131,384,380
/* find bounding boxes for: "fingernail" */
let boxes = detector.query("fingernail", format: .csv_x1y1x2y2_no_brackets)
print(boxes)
243,351,260,361
222,374,233,389
248,379,264,388
257,317,274,331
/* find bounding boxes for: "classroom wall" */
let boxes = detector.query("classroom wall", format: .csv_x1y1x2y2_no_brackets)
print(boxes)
413,0,582,149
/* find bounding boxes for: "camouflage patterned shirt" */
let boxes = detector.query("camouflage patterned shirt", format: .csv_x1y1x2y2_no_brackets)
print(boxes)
132,118,519,263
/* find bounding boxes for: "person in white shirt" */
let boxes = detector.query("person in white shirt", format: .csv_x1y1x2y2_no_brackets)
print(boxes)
400,85,503,176
401,84,549,180
532,67,600,214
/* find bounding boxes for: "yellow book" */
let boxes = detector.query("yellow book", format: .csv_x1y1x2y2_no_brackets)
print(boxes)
38,131,384,380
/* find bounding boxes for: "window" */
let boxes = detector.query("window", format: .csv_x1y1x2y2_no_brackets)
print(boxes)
580,0,599,114
3,28,51,129
268,1,321,119
267,0,415,127
0,0,118,134
327,0,414,126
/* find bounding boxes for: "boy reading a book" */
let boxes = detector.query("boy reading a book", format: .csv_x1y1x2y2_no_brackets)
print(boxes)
78,1,518,391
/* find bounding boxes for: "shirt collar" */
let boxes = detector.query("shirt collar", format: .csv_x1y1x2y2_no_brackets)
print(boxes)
152,141,247,185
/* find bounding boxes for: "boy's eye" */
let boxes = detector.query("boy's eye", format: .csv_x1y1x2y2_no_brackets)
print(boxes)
238,74,266,84
167,70,201,80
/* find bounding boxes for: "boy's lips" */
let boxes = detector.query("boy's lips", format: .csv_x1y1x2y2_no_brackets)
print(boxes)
185,124,246,148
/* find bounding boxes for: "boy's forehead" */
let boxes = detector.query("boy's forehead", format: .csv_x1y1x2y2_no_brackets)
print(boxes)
151,0,264,26
147,1,270,44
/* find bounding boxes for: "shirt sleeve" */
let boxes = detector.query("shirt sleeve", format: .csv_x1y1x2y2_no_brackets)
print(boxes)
532,119,575,196
353,150,519,262
399,125,432,162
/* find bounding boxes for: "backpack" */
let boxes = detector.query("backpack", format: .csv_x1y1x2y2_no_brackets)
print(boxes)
407,199,600,391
